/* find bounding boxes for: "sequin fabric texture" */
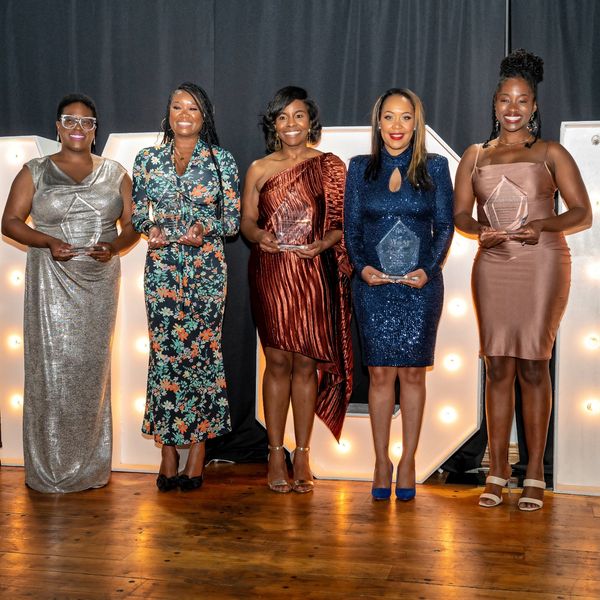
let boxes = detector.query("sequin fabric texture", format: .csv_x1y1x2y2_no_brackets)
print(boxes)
344,146,454,366
132,140,240,444
23,156,125,492
248,154,353,440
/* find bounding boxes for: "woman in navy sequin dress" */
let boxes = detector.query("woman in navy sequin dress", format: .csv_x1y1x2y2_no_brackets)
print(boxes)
344,88,453,500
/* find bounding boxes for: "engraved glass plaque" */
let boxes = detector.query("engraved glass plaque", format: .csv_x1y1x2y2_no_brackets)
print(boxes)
483,175,529,232
155,189,191,243
60,194,102,255
375,218,420,280
271,194,311,250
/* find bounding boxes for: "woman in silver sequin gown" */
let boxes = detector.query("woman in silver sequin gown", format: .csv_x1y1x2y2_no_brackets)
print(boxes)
1,94,139,492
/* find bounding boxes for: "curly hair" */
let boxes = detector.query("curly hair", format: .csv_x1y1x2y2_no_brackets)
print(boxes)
261,86,322,154
483,48,544,148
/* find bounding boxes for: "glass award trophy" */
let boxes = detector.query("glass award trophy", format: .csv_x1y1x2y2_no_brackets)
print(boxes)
271,195,312,251
155,188,191,243
375,218,420,280
60,194,102,255
483,176,529,232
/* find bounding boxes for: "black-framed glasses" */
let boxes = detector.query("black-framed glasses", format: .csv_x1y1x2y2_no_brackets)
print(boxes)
60,114,97,131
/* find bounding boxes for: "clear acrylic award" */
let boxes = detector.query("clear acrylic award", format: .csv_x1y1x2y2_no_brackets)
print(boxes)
483,176,529,232
60,194,102,255
375,218,420,280
271,194,312,251
154,188,191,243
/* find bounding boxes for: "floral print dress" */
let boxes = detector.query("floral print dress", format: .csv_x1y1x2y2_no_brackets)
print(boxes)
132,139,240,445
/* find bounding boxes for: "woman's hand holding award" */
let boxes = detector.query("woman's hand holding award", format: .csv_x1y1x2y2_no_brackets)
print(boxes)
375,218,420,282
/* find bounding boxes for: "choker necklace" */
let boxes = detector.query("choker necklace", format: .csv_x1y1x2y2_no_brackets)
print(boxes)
496,136,532,147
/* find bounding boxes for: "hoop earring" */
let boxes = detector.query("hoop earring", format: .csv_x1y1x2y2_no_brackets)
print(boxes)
161,117,167,131
274,135,282,151
307,129,312,145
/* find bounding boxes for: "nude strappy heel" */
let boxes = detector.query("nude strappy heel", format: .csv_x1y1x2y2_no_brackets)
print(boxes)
292,446,314,493
479,475,511,507
267,445,292,493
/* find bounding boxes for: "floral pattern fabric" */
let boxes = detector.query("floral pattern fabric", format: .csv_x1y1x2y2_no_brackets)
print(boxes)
132,139,240,444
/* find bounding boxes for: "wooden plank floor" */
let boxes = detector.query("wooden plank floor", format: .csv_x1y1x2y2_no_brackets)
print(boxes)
1,463,599,599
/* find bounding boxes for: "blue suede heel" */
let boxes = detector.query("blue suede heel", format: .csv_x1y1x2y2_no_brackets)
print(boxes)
395,487,416,501
371,464,393,500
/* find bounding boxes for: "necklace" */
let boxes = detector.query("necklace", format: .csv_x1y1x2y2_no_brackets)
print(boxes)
173,145,192,163
496,136,533,147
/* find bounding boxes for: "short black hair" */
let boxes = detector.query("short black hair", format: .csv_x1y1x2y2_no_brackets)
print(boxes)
56,93,99,150
261,86,322,153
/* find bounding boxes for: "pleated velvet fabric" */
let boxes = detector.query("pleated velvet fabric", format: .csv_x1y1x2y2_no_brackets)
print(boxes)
249,153,353,440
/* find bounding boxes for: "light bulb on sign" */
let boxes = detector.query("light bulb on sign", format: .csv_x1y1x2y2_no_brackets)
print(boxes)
10,393,23,409
583,333,600,351
447,297,467,317
443,353,462,372
391,442,403,457
450,236,470,256
137,274,144,291
585,399,600,415
337,439,351,453
8,269,24,286
7,334,23,350
439,406,458,424
587,262,600,281
134,396,146,413
135,337,149,353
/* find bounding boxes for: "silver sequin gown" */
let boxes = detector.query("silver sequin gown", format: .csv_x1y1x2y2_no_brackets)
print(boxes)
23,155,125,493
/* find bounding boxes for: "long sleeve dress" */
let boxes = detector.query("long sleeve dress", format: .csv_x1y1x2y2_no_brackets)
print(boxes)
23,156,125,492
248,153,353,440
132,140,240,445
344,146,454,367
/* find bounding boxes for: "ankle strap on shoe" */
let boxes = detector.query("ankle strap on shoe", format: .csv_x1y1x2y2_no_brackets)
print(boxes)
295,446,310,452
268,444,285,451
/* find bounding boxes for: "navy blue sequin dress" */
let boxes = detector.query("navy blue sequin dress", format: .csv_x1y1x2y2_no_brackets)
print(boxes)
344,147,454,367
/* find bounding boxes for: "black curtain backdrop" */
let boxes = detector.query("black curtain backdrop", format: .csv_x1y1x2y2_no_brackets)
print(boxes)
1,0,597,463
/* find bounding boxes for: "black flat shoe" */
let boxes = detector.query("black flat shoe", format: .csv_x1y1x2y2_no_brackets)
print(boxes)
178,474,203,492
156,473,180,492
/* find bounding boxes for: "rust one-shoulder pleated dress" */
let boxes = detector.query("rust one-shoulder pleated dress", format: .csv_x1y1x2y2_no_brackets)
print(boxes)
472,155,571,360
249,153,353,440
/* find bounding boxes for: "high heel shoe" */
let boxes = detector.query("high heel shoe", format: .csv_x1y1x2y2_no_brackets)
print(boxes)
395,487,416,501
292,446,314,493
178,473,204,492
267,445,292,493
518,478,546,512
479,475,510,507
371,463,393,500
156,450,180,492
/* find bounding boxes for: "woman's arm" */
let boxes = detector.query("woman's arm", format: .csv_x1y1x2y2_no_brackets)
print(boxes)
240,159,279,253
1,165,74,260
510,141,592,244
421,156,454,280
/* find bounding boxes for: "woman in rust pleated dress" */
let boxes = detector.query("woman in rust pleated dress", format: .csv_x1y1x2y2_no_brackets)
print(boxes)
454,50,591,511
241,86,352,493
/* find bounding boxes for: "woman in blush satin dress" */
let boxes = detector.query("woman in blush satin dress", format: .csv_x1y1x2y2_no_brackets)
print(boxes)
454,49,591,511
344,88,453,501
241,86,352,494
1,93,139,492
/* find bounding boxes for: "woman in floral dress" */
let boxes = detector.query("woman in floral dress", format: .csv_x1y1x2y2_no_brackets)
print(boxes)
132,82,240,491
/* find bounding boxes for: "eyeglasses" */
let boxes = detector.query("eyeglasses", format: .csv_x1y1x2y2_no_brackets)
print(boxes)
60,114,97,131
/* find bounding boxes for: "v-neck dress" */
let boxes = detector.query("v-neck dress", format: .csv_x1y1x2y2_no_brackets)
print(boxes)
248,153,353,441
23,155,126,493
132,140,240,445
472,154,571,359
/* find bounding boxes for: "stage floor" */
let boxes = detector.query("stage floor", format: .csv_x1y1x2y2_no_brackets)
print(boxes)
1,463,599,599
